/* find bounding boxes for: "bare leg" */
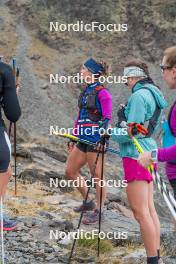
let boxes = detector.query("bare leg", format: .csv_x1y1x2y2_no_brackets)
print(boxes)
126,180,157,257
0,167,12,198
65,146,88,199
148,182,160,251
87,152,106,210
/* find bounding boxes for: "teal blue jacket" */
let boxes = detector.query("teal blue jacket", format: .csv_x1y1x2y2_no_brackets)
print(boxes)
111,79,168,158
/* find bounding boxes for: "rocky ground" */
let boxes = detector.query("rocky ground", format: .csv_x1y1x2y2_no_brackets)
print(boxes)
0,0,176,263
0,142,174,264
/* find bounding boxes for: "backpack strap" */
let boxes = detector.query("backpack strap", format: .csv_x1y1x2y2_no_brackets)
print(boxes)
147,102,161,137
135,87,161,137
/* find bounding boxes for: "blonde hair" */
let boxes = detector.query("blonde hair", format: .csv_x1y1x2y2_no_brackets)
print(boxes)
164,46,176,67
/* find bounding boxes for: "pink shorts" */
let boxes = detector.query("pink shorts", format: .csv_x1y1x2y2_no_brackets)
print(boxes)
122,157,156,183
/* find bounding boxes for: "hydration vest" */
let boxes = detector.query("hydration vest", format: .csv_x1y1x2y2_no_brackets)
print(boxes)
116,86,162,137
78,85,105,122
162,101,176,164
142,86,162,137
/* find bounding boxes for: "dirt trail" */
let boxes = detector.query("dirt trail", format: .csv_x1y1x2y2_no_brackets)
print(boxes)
15,22,79,137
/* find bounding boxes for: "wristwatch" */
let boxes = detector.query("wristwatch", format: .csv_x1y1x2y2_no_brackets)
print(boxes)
151,149,158,162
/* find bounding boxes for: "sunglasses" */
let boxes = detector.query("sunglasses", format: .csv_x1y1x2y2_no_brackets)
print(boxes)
160,64,172,72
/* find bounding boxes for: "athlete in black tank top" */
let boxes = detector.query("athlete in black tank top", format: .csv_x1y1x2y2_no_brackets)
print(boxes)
0,61,21,230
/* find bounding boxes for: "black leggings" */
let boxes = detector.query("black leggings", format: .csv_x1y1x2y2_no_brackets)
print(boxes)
0,127,11,172
169,179,176,200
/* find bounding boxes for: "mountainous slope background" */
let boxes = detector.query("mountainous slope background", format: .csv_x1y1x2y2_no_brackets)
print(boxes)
0,0,176,263
1,0,176,137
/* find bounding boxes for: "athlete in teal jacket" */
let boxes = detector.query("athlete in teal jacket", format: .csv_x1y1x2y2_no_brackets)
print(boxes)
111,78,167,156
111,63,167,264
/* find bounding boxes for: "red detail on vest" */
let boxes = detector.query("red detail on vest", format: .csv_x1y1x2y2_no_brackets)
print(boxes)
90,109,99,114
95,85,105,91
80,124,99,127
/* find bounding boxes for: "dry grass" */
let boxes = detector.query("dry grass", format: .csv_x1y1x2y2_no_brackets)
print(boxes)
6,180,52,217
5,180,81,218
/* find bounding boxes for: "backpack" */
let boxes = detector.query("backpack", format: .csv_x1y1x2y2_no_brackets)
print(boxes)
78,85,106,122
116,87,162,137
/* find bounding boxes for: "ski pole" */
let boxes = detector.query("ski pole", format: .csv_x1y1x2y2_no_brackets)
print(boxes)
0,196,5,264
128,124,176,209
14,67,19,196
131,134,176,217
0,56,7,263
128,123,176,220
13,58,17,196
154,170,176,209
68,145,102,263
97,135,106,257
9,58,17,138
52,132,120,156
9,58,19,196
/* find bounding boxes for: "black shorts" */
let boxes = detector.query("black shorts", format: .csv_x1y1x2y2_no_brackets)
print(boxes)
169,179,176,200
76,142,98,153
0,127,11,172
76,142,108,153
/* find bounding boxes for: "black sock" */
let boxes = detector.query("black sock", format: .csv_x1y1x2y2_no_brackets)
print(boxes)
147,256,158,264
157,249,160,260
